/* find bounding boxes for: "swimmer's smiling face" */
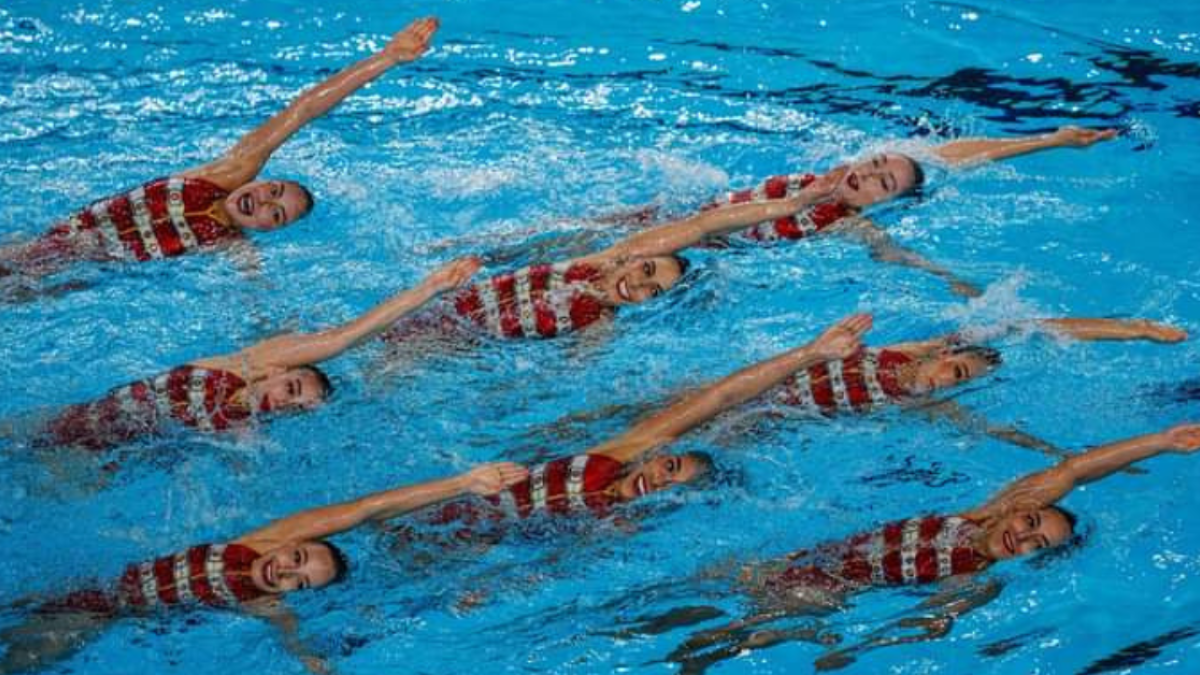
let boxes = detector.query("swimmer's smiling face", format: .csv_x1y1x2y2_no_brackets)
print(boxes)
224,180,312,231
835,153,920,208
251,541,339,593
254,368,330,413
982,507,1074,561
615,454,706,501
605,256,685,306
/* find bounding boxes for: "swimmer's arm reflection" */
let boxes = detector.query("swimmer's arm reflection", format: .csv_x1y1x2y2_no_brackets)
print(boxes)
245,602,330,675
832,216,981,297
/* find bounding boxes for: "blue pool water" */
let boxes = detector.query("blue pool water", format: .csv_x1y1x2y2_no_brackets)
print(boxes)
2,0,1200,673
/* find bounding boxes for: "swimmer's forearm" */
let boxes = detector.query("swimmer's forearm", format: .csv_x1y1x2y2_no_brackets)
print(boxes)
932,127,1116,167
613,192,822,257
245,257,477,370
599,344,828,454
1032,318,1187,343
931,135,1059,166
1058,431,1177,486
246,474,472,544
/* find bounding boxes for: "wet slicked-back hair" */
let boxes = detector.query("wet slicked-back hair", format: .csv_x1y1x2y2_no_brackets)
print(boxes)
672,254,691,280
296,183,316,218
948,344,1004,369
323,541,350,585
906,155,926,192
298,365,335,400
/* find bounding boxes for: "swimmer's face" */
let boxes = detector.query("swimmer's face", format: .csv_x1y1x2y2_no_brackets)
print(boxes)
224,180,312,231
605,256,686,306
251,541,339,593
910,351,996,393
616,454,707,501
254,368,329,413
835,154,919,208
982,508,1074,561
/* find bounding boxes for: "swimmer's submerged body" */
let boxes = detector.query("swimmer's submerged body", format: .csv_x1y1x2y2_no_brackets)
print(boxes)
0,462,527,675
0,17,440,290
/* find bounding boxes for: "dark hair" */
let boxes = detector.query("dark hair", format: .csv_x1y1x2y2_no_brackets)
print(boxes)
685,451,715,486
295,182,316,219
905,154,926,193
671,254,691,279
1056,506,1079,534
298,365,335,400
322,541,350,585
948,344,1004,368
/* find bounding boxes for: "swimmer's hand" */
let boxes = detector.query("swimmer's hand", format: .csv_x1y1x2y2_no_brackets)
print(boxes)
1164,423,1200,453
810,313,872,361
463,462,530,495
1051,126,1117,147
1131,319,1188,343
423,256,482,291
301,655,331,675
385,17,439,63
804,166,849,203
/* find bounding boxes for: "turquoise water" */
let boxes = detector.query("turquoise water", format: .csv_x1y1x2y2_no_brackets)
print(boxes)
2,0,1200,673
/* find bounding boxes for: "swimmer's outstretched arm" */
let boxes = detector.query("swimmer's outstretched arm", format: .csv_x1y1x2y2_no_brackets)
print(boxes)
588,314,872,464
833,217,981,298
1024,318,1187,343
239,463,528,548
964,423,1200,521
929,126,1117,168
586,174,842,261
887,317,1187,356
195,256,479,376
183,17,439,190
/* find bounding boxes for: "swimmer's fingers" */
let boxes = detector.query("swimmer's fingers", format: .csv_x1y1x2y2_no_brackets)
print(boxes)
464,462,530,495
1164,423,1200,453
1052,126,1118,147
810,313,873,360
1133,320,1188,343
425,256,482,291
385,17,440,62
803,168,846,201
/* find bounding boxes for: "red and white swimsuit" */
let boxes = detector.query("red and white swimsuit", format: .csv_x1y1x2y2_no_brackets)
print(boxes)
772,348,914,415
42,365,253,451
486,454,625,520
767,515,991,596
450,262,610,339
710,172,851,242
22,176,237,267
43,543,268,616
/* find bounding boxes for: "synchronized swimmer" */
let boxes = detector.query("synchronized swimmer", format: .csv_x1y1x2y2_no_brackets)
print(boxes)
0,18,438,286
16,257,478,454
0,463,527,674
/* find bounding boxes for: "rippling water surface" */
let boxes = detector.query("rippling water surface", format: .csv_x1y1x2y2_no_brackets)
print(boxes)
2,0,1200,673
